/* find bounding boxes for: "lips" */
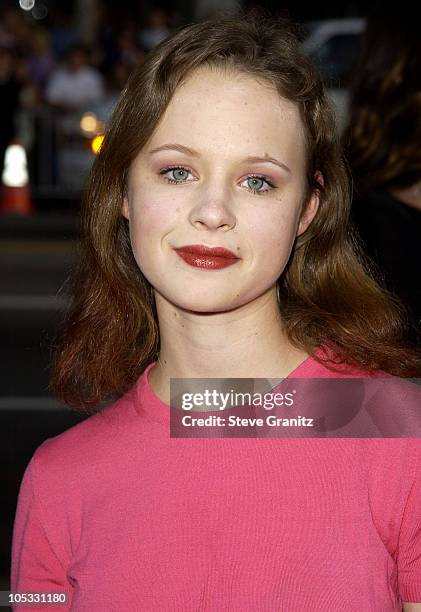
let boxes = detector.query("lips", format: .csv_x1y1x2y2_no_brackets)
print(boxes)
173,244,240,270
174,244,239,259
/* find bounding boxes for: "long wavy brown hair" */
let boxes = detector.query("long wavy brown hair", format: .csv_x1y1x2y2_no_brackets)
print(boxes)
49,7,421,413
342,6,421,194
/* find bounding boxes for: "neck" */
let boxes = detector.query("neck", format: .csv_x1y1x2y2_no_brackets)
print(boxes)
148,286,309,405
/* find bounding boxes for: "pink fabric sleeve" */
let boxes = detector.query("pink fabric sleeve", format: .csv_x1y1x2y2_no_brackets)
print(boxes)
11,452,73,610
398,447,421,602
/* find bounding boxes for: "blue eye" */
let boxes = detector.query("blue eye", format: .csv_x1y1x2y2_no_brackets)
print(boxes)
159,165,275,196
243,175,274,195
159,166,195,184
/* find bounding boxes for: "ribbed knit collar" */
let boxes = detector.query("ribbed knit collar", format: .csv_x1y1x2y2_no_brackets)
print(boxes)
135,350,326,425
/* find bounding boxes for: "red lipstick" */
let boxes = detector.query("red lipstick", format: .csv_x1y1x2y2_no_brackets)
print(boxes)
173,244,240,270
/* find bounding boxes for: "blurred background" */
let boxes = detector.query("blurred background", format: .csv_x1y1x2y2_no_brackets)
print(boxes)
1,0,419,603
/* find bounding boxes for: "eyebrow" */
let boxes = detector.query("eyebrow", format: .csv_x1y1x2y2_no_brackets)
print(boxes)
148,143,291,174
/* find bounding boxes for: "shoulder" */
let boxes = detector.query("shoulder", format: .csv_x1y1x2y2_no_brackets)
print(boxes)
29,384,140,488
309,346,421,433
14,383,145,561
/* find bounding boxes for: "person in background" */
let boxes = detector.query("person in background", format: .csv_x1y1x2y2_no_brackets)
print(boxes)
25,28,55,100
45,44,105,112
343,4,421,349
49,6,77,60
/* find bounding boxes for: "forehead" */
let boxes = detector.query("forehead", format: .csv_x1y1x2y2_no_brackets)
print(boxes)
145,66,306,168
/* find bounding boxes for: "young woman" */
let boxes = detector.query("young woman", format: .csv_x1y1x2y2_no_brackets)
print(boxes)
11,9,421,611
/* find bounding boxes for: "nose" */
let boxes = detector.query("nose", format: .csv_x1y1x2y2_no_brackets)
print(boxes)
188,185,237,232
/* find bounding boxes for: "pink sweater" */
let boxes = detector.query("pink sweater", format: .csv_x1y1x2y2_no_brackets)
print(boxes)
11,351,421,610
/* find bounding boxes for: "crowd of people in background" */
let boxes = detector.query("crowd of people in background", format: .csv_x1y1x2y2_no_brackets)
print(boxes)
0,3,181,191
0,4,176,118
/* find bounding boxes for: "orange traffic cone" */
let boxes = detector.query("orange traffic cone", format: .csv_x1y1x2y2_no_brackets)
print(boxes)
0,138,34,215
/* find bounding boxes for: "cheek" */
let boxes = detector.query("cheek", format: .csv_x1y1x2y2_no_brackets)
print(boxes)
128,200,167,265
251,207,298,263
129,181,180,229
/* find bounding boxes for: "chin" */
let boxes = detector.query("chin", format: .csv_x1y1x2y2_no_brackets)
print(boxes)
170,294,241,314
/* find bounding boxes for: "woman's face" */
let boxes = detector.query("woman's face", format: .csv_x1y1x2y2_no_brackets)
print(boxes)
123,66,319,313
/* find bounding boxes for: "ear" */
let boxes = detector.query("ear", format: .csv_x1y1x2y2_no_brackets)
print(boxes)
122,197,130,220
296,171,323,237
